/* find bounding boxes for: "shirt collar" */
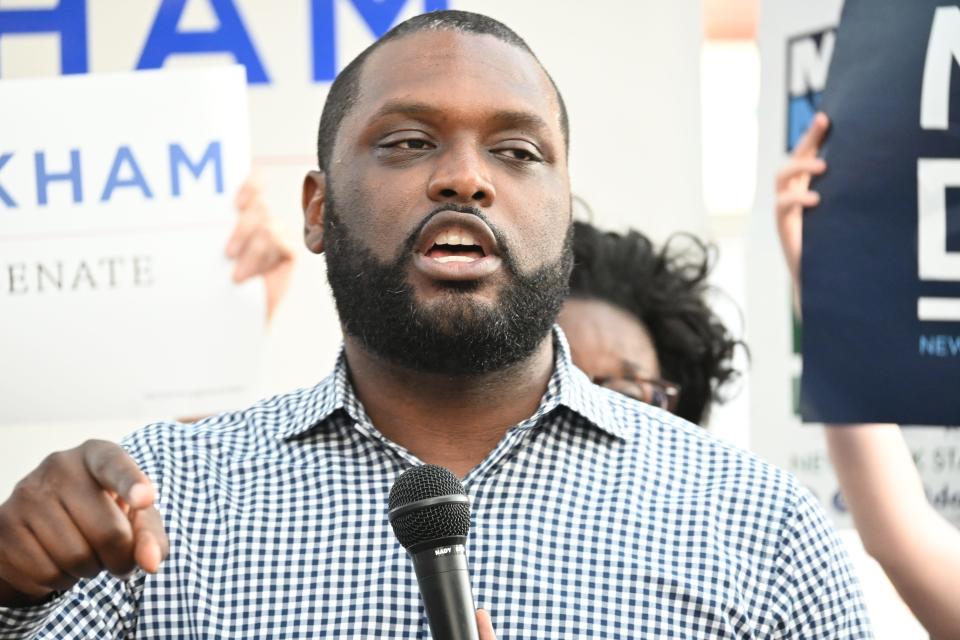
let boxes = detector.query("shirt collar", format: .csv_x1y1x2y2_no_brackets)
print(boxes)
550,327,628,440
278,326,628,442
274,355,351,440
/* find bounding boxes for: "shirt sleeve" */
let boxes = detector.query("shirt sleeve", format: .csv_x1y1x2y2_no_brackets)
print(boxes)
766,486,874,639
0,424,168,639
0,594,63,639
0,573,145,640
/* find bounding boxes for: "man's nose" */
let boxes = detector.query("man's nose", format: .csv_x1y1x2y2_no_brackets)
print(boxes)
427,146,495,207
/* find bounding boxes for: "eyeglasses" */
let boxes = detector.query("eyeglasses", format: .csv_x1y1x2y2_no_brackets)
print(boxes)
592,375,681,413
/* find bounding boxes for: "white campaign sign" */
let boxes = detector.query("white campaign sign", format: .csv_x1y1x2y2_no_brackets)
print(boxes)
0,66,264,423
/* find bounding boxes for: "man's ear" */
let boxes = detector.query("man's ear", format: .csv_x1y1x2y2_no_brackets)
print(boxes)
302,170,326,254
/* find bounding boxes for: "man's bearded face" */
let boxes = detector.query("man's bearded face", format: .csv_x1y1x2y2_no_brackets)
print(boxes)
324,193,572,376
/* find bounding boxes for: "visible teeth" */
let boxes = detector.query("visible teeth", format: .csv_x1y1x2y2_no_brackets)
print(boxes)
433,227,478,247
435,255,477,263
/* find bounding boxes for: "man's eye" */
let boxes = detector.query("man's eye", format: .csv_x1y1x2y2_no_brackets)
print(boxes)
399,139,433,150
493,146,543,163
380,138,434,151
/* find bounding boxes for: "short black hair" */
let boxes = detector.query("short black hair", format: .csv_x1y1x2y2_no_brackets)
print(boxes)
316,10,569,172
568,221,743,424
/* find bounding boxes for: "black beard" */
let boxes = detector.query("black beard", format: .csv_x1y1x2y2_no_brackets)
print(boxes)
323,199,572,376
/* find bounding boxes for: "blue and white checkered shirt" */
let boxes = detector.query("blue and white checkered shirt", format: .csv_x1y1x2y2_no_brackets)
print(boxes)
1,330,871,638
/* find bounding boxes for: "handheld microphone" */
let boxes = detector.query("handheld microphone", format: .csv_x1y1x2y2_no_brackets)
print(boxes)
388,465,479,640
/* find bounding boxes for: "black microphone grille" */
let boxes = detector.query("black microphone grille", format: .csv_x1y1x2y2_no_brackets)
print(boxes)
388,465,470,549
389,464,466,508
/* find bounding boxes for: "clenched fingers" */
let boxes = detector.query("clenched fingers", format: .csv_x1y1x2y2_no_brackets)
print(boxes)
59,468,140,576
0,441,167,605
26,501,101,581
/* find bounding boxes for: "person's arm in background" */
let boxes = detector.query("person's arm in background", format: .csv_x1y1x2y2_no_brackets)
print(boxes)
226,177,295,321
777,112,960,640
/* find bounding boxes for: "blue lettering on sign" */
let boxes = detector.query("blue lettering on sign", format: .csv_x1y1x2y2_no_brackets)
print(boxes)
0,0,88,74
101,146,154,202
170,141,223,196
35,149,83,206
0,142,222,207
0,153,16,207
137,0,269,84
919,334,960,357
311,0,448,82
0,0,446,84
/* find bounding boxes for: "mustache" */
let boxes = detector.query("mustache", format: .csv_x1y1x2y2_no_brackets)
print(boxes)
398,204,516,271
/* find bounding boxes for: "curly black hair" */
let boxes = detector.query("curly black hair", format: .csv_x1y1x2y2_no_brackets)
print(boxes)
568,221,743,424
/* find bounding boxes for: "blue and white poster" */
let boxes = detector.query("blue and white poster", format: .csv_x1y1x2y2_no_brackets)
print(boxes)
0,66,263,423
802,0,960,425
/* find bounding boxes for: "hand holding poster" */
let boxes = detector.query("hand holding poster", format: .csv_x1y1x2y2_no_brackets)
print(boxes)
0,66,264,423
801,1,960,425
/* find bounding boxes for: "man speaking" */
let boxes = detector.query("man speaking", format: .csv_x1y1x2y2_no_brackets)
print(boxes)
0,11,870,638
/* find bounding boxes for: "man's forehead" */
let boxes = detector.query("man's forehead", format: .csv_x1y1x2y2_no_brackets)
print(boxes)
352,29,562,131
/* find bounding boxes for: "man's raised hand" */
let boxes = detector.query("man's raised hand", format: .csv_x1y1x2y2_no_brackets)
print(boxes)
0,440,168,607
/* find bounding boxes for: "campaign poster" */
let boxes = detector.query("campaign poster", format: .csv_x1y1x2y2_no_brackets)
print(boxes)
0,66,264,423
801,0,960,425
752,0,960,532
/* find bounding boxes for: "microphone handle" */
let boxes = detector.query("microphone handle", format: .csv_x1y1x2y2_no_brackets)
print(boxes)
410,540,480,640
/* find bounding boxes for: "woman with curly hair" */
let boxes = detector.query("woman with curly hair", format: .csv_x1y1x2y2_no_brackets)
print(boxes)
559,220,742,425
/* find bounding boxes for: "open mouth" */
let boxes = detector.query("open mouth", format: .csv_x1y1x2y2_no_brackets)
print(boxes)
424,228,487,263
412,210,503,281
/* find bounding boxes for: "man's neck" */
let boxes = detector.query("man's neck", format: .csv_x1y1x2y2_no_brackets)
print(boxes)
342,334,556,478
